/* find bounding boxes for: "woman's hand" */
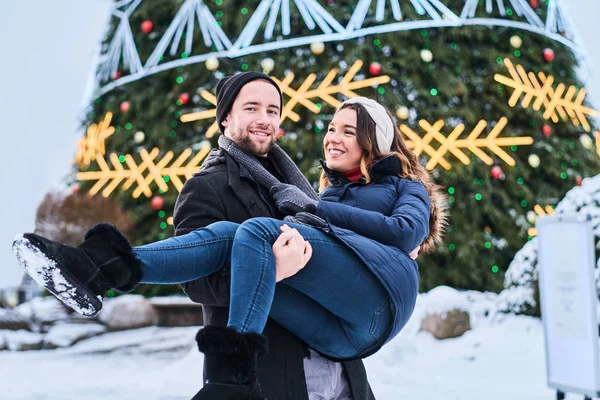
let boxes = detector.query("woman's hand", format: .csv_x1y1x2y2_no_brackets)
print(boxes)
273,225,313,282
409,246,420,260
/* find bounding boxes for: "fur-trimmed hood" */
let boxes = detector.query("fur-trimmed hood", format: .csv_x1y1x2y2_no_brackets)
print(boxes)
420,181,448,254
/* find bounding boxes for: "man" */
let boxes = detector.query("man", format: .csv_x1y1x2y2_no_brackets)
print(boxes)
173,72,376,399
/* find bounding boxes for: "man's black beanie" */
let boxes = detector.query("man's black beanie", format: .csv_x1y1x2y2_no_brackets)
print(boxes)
215,72,283,133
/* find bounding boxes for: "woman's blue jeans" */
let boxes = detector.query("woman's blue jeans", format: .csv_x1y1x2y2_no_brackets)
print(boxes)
134,217,392,359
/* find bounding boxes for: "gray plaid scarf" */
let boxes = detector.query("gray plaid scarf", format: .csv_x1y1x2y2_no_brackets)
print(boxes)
218,135,319,201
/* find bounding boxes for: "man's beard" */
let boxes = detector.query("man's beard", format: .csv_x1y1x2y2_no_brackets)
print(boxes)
231,128,274,156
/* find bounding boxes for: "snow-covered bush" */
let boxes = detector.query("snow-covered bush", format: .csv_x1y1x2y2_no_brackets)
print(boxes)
501,175,600,315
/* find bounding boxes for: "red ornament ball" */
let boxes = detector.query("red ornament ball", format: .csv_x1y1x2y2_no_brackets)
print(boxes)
112,71,122,80
491,166,503,180
542,124,552,136
576,176,583,186
369,62,382,75
141,20,154,34
151,196,164,210
529,0,539,8
120,101,131,113
277,128,284,140
178,92,190,106
543,48,555,62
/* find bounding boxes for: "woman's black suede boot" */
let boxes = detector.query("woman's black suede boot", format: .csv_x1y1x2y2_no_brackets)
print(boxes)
12,223,142,317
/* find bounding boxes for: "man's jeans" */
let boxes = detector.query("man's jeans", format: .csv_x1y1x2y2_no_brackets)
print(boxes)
135,217,392,360
305,349,353,400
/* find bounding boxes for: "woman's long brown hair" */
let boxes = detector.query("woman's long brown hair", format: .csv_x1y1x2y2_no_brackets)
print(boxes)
319,102,447,253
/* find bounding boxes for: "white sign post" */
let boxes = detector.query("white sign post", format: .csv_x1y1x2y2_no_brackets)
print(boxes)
537,214,600,400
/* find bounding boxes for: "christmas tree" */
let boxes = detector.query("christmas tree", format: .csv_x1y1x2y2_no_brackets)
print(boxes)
74,0,599,296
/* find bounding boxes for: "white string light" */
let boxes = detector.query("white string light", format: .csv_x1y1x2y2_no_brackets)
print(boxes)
93,0,582,97
410,0,427,16
144,0,231,69
97,0,143,81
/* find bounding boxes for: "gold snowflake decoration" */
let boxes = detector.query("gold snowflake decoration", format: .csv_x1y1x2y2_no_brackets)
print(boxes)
494,58,598,132
76,146,211,198
594,131,600,158
75,113,115,168
272,60,390,123
179,60,390,137
179,91,219,138
527,204,555,237
401,117,533,170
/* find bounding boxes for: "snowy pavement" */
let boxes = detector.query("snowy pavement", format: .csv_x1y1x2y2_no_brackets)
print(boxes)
0,289,584,399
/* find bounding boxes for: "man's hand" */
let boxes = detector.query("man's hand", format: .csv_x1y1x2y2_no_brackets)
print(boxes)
273,224,313,282
409,246,420,260
270,183,318,215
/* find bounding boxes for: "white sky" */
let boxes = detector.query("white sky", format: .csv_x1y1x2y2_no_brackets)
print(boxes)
0,0,599,289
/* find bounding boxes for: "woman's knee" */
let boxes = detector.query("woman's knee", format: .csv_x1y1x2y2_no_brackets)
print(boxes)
236,218,282,241
202,221,240,235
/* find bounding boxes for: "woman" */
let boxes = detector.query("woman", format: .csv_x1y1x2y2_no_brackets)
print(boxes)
13,97,446,399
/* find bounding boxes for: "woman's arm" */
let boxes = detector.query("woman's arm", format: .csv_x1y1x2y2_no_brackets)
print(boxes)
316,180,430,253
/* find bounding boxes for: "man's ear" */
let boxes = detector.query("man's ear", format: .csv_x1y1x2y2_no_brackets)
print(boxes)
221,113,231,128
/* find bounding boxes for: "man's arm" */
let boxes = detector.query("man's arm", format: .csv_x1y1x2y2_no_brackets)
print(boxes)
173,172,232,306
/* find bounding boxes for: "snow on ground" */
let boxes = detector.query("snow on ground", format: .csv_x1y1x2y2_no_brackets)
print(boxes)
0,289,584,399
0,326,203,399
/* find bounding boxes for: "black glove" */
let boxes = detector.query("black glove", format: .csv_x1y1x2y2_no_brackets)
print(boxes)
284,212,328,229
270,183,318,215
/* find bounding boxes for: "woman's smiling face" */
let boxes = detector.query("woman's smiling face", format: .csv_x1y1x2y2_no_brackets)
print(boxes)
323,108,363,172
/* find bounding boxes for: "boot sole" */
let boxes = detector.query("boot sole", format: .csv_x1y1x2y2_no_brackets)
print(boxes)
12,234,102,317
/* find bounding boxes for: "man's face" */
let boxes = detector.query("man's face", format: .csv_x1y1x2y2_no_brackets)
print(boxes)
222,80,281,156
